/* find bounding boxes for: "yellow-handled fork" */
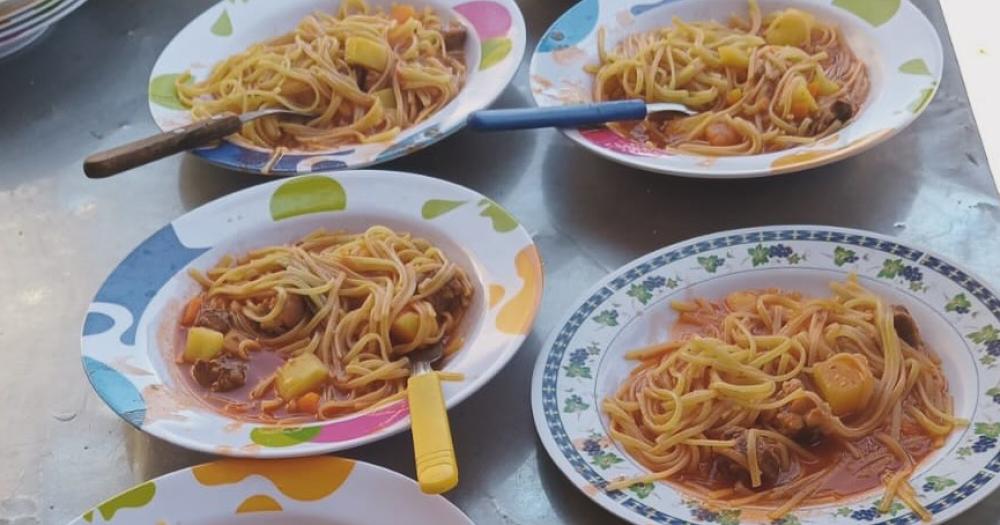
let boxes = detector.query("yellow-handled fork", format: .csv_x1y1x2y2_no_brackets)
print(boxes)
407,344,458,494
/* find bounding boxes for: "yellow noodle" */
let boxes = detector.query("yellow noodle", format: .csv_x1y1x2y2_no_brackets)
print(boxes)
589,0,870,155
603,276,954,521
176,0,466,170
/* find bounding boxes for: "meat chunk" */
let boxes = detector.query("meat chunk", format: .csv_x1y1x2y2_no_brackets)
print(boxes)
279,294,307,329
443,24,467,51
195,308,232,334
192,358,247,392
722,428,785,487
767,379,813,437
892,304,923,348
831,100,853,122
354,66,368,91
705,122,741,146
426,276,470,317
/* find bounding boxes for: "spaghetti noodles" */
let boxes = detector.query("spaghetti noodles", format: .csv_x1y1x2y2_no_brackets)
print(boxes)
589,0,869,155
176,0,467,167
174,226,473,423
603,277,959,521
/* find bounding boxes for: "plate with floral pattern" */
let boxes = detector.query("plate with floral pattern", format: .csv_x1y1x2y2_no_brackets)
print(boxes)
529,0,942,178
531,225,1000,524
148,0,525,175
66,456,473,524
82,170,542,457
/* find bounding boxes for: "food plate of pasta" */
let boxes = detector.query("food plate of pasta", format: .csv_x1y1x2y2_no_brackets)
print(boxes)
81,170,542,456
532,225,1000,524
148,0,525,175
530,0,942,178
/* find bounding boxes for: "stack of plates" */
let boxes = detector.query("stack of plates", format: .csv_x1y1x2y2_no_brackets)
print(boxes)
0,0,86,59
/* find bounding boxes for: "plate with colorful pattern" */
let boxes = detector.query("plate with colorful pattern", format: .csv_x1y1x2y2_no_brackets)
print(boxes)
531,225,1000,524
529,0,942,178
82,170,542,456
66,456,473,524
148,0,525,175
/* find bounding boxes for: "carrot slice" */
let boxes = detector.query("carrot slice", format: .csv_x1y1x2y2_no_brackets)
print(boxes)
297,392,321,414
180,296,202,326
390,4,415,24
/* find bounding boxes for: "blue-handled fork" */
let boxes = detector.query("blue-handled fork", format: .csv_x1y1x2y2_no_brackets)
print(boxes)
467,100,695,131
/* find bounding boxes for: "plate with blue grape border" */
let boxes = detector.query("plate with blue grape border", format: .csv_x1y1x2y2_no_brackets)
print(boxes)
147,0,525,175
531,225,1000,525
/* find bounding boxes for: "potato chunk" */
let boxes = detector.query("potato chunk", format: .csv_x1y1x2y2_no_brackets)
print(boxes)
812,353,875,416
345,37,388,71
276,353,329,400
184,327,224,363
765,9,814,47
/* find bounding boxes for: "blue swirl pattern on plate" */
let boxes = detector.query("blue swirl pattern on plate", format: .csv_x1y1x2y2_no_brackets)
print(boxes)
537,0,599,52
195,141,352,175
93,224,208,345
83,357,146,427
629,0,681,16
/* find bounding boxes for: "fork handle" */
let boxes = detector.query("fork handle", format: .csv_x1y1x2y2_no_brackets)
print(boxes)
83,114,243,179
467,100,648,131
408,371,458,494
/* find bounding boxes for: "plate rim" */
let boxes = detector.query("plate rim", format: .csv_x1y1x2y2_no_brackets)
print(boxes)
531,224,1000,525
64,456,474,524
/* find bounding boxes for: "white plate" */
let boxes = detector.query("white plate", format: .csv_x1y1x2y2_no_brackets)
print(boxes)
66,456,473,524
82,170,542,456
532,225,1000,524
0,0,85,41
529,0,943,178
148,0,526,175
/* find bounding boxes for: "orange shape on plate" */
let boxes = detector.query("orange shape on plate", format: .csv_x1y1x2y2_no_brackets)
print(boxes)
236,494,283,513
488,284,505,308
496,245,543,334
193,457,354,501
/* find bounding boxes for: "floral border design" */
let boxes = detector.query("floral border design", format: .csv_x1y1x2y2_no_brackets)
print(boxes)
539,228,1000,525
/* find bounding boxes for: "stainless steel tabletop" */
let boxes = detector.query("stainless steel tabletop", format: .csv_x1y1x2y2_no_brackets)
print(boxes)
2,0,999,523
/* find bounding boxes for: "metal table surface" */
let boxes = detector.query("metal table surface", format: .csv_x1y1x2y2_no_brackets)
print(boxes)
1,0,998,523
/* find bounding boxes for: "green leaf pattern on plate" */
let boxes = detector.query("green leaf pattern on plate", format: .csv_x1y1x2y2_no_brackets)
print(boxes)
211,9,233,36
481,37,512,70
833,246,859,266
149,73,189,110
923,475,957,492
477,198,518,232
563,394,589,413
944,293,972,315
832,0,900,27
899,58,932,76
877,258,926,292
270,176,346,220
908,86,936,114
421,199,466,219
629,482,654,499
698,255,725,273
96,482,156,520
969,325,1000,344
593,309,619,327
580,432,623,470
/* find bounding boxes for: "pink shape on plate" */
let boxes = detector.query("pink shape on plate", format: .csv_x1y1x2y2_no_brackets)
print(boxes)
453,1,512,40
311,400,410,442
580,128,665,157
